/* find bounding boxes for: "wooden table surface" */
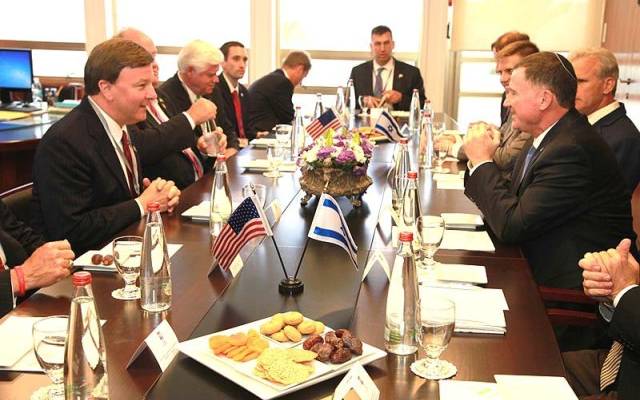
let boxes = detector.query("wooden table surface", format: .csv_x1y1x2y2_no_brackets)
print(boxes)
0,141,564,400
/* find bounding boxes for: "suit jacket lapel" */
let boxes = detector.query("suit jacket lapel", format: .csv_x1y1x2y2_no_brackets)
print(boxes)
362,61,374,95
392,58,405,92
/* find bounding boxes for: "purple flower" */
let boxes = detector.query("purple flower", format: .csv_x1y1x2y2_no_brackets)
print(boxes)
361,140,373,157
317,146,336,160
335,140,346,147
336,149,356,164
353,165,367,176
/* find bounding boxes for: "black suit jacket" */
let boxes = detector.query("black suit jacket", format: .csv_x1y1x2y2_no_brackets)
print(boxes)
1,200,44,316
465,108,636,288
247,69,294,133
349,58,425,111
609,286,640,399
592,103,640,192
31,97,181,254
158,74,237,188
129,96,201,189
211,74,253,141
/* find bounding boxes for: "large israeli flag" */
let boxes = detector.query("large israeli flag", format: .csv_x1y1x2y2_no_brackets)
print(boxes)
374,110,405,142
308,193,358,269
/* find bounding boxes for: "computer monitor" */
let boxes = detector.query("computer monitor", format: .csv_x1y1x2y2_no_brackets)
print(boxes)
0,48,34,105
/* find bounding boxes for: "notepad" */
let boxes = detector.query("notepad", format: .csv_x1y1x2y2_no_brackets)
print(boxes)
440,230,495,252
494,375,578,400
441,213,484,229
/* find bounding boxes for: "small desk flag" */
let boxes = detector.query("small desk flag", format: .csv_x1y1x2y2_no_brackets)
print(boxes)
374,110,405,142
306,109,342,140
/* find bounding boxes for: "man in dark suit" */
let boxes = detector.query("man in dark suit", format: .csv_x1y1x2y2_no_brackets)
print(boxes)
116,30,225,189
32,38,181,254
463,52,636,290
1,199,74,317
211,41,266,146
248,50,311,134
570,48,640,193
563,238,639,399
349,25,425,111
159,40,239,188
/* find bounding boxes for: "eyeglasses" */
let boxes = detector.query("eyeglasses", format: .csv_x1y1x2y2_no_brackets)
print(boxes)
554,53,577,81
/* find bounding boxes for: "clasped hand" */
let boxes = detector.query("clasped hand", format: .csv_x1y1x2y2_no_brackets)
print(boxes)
578,238,639,301
139,178,181,213
463,122,500,166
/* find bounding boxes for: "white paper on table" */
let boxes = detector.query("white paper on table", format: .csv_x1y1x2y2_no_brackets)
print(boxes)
441,213,484,229
421,286,507,334
423,263,488,285
439,380,500,400
436,178,465,190
494,375,578,400
75,243,183,272
440,230,495,252
0,318,106,372
238,159,297,172
181,200,211,220
249,138,291,148
0,317,43,367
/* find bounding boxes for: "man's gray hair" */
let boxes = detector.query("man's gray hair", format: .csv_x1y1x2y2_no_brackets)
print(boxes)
177,40,224,72
569,47,619,81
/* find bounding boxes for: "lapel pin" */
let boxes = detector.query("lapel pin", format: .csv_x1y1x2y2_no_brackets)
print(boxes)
398,73,404,79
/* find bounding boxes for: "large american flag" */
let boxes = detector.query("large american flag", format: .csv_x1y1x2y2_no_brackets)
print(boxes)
306,109,342,140
212,196,272,270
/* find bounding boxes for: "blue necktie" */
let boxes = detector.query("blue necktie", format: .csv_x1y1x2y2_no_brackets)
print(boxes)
519,145,536,184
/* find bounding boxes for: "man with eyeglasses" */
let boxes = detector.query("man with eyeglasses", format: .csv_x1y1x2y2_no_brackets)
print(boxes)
569,48,640,193
349,25,425,111
463,52,636,294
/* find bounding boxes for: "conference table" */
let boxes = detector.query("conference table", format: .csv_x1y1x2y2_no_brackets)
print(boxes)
0,138,564,399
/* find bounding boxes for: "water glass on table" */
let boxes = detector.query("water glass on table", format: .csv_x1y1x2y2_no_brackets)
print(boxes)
432,121,449,173
202,125,220,156
417,216,445,271
112,236,143,300
32,316,68,400
412,296,456,380
263,145,283,178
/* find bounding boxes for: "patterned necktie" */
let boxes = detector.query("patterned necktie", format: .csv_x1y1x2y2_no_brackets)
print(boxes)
518,145,536,184
600,341,624,391
148,100,168,124
374,67,385,97
120,130,138,196
231,90,246,139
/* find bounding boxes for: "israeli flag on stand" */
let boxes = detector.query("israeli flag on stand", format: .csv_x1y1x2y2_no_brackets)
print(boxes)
374,110,406,142
308,193,358,269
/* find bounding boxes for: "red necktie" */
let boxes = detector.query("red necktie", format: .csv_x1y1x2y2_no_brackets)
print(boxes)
0,255,5,270
182,148,204,179
231,90,246,139
120,130,138,196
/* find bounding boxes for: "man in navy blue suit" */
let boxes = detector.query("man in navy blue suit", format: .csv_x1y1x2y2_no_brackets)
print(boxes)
570,48,640,193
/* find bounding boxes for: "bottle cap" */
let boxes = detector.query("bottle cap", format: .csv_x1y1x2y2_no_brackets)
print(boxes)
148,202,160,212
399,139,408,144
407,171,418,179
72,271,92,286
399,231,414,242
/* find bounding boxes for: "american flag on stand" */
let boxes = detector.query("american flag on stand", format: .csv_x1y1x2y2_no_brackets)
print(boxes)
212,196,272,270
306,109,342,140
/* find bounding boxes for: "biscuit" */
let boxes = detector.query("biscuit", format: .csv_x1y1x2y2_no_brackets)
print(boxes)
283,311,304,326
283,325,302,342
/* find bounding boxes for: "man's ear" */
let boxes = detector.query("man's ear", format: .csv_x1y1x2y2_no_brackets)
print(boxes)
98,80,113,101
539,89,554,111
602,76,616,96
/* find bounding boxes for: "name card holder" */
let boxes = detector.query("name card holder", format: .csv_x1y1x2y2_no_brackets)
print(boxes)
126,319,179,372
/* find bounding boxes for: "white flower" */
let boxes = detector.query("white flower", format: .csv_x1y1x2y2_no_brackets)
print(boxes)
353,146,366,163
305,147,319,163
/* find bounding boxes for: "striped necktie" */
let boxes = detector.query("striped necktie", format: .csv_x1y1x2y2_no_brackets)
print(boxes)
600,341,623,391
120,130,138,196
374,67,385,97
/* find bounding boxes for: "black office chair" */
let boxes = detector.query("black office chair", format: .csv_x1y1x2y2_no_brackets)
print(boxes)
0,182,34,224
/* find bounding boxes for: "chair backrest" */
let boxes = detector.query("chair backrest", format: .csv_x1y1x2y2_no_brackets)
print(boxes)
538,286,598,327
0,183,33,224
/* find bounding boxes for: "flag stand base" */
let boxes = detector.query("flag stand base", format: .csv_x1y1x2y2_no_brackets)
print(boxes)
278,278,304,296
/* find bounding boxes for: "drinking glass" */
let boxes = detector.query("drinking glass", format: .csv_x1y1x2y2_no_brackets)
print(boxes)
432,121,449,173
32,316,68,400
274,124,291,145
263,145,283,178
414,296,456,380
242,183,267,208
417,216,445,270
112,236,143,300
358,95,368,114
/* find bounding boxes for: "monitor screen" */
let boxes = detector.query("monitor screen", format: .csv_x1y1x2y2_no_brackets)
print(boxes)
0,49,33,90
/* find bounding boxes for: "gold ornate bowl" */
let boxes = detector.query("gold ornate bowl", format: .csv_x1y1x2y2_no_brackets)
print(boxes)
299,166,372,207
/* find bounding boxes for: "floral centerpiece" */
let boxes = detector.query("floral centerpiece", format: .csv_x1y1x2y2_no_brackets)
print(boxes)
298,128,374,207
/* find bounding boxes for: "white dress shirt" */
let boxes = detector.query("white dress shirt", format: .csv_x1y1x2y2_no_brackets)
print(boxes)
587,101,620,125
88,97,145,216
